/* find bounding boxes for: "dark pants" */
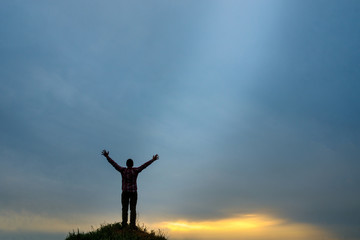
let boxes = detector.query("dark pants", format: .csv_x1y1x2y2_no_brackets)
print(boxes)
121,191,138,227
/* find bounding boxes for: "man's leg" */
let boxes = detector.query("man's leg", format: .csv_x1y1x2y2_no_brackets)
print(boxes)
121,192,130,226
129,192,138,227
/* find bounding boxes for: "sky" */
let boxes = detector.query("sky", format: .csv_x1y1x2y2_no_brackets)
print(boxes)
0,0,359,240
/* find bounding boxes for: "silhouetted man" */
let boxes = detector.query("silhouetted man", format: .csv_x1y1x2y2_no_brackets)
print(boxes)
101,150,159,228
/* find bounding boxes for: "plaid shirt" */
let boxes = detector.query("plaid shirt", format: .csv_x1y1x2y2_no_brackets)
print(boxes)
106,156,156,192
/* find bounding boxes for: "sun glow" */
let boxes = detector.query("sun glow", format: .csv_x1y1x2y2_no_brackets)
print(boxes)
149,214,336,240
162,214,279,232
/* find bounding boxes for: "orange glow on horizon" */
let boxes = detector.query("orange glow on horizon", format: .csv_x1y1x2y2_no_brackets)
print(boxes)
148,214,336,240
162,214,281,231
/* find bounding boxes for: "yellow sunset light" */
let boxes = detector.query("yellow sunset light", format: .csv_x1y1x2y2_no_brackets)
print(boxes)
148,213,336,240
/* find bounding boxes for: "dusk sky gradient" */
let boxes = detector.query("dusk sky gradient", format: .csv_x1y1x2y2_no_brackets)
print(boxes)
1,1,360,240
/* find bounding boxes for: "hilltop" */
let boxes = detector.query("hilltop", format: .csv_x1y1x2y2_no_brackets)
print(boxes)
66,222,167,240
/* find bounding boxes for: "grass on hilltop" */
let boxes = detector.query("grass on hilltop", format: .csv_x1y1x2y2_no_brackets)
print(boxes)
66,222,167,240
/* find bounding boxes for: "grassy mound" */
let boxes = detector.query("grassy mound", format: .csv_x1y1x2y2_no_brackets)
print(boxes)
66,222,167,240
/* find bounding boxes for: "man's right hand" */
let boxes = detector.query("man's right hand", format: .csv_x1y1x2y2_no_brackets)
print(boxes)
102,150,109,157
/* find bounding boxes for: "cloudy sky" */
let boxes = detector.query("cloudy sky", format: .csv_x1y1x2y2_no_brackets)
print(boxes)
1,1,359,240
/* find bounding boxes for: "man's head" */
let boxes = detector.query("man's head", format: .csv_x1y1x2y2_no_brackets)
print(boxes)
126,159,134,168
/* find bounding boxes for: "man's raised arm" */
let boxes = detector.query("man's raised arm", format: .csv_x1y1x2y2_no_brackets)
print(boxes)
101,149,124,172
138,154,159,172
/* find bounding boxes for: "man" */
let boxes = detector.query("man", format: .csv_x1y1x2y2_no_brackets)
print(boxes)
101,149,159,228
